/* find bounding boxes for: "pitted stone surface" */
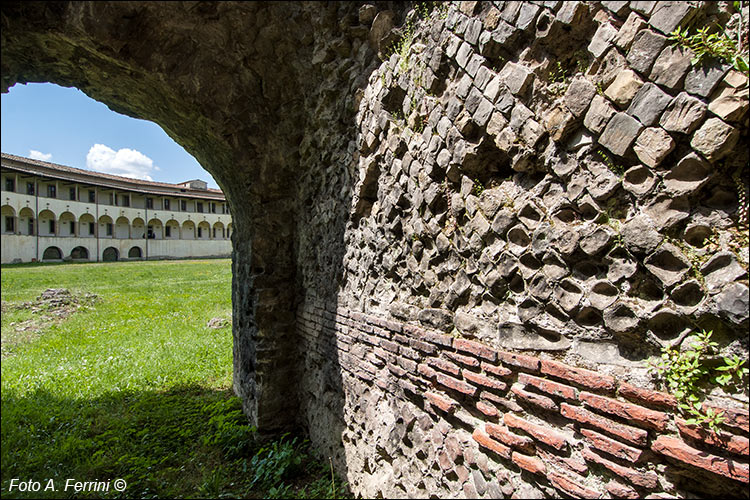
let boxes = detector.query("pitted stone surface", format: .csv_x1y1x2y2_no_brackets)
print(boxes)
4,2,748,499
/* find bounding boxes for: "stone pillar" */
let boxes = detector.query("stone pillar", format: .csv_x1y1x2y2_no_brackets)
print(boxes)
231,195,298,436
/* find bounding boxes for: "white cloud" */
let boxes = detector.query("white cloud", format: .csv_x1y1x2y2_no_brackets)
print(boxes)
86,144,156,181
29,150,52,161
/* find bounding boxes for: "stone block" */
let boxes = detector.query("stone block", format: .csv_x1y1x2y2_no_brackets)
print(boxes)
659,91,707,134
633,127,675,167
690,117,740,162
604,69,644,108
622,165,657,197
601,1,630,16
598,112,644,156
615,12,647,51
663,152,712,195
708,84,749,122
474,65,494,90
556,1,588,25
499,61,534,95
543,105,576,142
648,1,698,35
455,41,474,68
588,22,619,59
583,94,617,134
486,111,508,138
479,21,520,58
684,61,730,98
626,29,666,75
472,97,495,127
564,76,597,117
515,3,540,31
630,1,657,15
626,82,672,126
465,18,483,45
649,45,693,89
465,53,486,78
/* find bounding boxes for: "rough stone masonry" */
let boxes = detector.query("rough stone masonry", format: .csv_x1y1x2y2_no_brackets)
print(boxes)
2,1,748,498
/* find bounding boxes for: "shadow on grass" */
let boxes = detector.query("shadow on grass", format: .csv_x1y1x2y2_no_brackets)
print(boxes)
1,384,343,499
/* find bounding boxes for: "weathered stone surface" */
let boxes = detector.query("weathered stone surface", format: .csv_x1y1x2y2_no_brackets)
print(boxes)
583,95,617,134
564,76,597,118
633,127,675,167
708,84,749,122
626,82,672,126
684,61,730,98
499,61,534,95
604,69,644,108
626,29,666,75
623,165,657,196
649,45,693,89
621,214,662,255
690,117,740,162
659,92,707,134
598,112,644,156
588,22,619,58
648,1,698,35
543,105,576,142
615,12,647,51
663,153,712,196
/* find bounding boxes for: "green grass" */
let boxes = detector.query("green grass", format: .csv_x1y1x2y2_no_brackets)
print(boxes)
1,260,347,499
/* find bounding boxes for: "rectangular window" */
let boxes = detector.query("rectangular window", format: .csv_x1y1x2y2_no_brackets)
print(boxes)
198,227,203,238
89,222,95,235
89,190,96,203
164,199,170,210
106,223,113,236
109,193,114,205
197,202,204,213
29,219,35,235
146,197,153,209
69,187,76,201
212,227,216,238
49,220,55,234
4,216,14,233
165,225,171,238
121,194,130,207
27,182,35,195
5,178,15,192
211,202,216,214
47,185,56,198
70,221,76,235
180,200,187,211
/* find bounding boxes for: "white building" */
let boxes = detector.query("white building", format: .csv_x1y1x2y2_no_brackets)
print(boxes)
1,152,232,264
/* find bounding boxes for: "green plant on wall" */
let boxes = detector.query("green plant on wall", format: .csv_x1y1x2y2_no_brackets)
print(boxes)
668,23,748,72
650,329,749,430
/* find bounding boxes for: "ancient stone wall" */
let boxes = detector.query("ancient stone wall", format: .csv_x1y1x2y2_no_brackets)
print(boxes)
295,1,749,498
2,1,748,498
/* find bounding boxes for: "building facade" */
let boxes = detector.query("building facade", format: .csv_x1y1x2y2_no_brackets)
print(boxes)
1,152,232,264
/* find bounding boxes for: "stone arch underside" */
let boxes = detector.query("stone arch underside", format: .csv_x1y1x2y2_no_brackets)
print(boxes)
1,0,379,434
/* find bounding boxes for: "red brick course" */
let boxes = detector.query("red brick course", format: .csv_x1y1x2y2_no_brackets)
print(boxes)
485,422,535,453
547,470,600,499
504,413,568,451
464,370,508,392
617,382,678,410
454,338,497,361
541,359,616,392
560,403,649,446
497,350,541,372
511,385,559,411
518,372,578,400
580,428,645,462
481,361,513,378
652,435,749,483
512,451,546,475
472,428,512,459
579,391,670,431
676,418,749,456
435,372,477,396
582,447,659,489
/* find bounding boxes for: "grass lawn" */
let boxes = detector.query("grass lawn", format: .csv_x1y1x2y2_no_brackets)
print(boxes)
1,259,346,499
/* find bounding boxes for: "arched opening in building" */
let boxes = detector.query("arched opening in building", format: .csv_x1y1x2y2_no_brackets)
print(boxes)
42,246,62,261
131,217,145,239
18,207,35,236
59,211,76,237
98,215,114,238
182,220,196,240
102,246,119,262
38,209,57,237
1,205,16,234
115,216,130,239
213,221,225,239
165,219,180,239
128,246,143,259
197,221,210,240
70,246,89,260
79,213,96,237
147,218,163,239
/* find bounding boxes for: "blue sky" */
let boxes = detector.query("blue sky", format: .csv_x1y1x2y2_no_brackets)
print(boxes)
1,82,219,188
